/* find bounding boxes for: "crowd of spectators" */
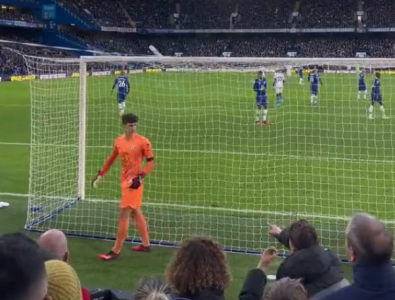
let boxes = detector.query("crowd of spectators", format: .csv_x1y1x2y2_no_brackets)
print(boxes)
2,35,395,76
364,0,395,28
125,0,175,29
0,6,40,24
179,0,233,29
1,212,395,300
235,0,294,29
52,0,395,30
4,0,395,30
56,0,131,27
298,0,357,28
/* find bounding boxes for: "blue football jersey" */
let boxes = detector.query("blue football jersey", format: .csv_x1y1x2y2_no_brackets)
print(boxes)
113,76,130,95
358,73,366,86
298,68,303,77
254,78,267,97
372,77,381,95
310,73,319,86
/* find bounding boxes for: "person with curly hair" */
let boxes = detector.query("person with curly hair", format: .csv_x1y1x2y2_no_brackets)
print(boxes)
166,236,231,300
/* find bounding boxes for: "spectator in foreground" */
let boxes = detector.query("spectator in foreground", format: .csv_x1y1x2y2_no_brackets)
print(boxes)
38,229,91,300
0,232,48,300
265,278,308,300
45,260,82,300
239,247,278,300
323,213,395,300
269,220,348,298
38,229,69,262
135,277,172,300
166,236,231,300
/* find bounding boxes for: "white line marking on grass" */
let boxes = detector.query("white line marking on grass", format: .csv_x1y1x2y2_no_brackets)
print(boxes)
0,104,30,107
0,191,384,223
1,141,395,164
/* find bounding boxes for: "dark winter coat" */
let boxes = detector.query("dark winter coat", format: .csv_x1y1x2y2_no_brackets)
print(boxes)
179,287,225,300
322,263,395,300
238,268,267,300
275,227,345,298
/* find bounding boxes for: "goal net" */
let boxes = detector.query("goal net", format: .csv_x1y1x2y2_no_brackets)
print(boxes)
24,55,395,259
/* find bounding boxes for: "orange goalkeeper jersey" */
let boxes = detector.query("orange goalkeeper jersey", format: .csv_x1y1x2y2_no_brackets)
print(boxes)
101,133,154,187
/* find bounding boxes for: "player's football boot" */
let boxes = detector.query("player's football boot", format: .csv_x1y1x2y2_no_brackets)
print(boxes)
263,120,273,125
255,121,262,125
382,115,390,119
98,250,119,261
132,245,151,252
368,116,374,120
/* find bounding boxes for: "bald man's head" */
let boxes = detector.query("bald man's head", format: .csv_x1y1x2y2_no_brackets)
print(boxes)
346,213,393,265
37,229,69,263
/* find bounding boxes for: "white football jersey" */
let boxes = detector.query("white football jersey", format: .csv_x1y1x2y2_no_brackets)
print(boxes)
275,73,285,87
286,66,292,76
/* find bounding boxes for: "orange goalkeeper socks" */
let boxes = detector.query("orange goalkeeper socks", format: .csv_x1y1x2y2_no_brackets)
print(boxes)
112,217,129,254
133,211,150,247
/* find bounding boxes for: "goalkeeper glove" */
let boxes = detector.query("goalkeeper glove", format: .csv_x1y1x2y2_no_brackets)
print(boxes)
92,170,103,188
129,173,145,190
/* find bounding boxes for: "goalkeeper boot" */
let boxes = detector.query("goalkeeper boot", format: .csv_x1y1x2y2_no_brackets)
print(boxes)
98,250,119,261
263,120,273,125
132,245,150,252
255,121,262,125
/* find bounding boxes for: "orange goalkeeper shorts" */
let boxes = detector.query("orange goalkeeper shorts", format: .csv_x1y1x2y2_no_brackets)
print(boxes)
120,184,144,209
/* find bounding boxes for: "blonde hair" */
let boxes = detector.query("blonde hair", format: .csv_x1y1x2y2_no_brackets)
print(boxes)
45,260,82,300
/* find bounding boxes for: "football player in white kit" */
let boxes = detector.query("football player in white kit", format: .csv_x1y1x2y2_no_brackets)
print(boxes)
273,70,285,108
285,65,292,84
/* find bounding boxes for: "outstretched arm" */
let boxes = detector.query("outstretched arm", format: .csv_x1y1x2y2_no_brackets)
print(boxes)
100,145,119,175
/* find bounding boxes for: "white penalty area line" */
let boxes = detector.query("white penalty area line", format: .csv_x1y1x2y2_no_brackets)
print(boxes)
1,141,395,165
1,191,388,224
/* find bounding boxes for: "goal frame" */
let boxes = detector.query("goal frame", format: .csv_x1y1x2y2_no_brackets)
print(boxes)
76,55,393,200
24,55,395,259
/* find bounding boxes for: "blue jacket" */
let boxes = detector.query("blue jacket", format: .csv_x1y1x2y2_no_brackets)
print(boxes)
323,263,395,300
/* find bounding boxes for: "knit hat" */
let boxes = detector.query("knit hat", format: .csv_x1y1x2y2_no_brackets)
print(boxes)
45,260,82,300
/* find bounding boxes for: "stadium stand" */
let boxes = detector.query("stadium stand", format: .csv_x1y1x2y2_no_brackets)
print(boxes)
56,0,131,27
125,0,174,29
298,0,357,28
364,0,395,28
2,35,395,76
0,6,40,24
236,0,294,29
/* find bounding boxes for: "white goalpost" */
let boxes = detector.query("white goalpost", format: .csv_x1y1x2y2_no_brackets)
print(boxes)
24,55,395,259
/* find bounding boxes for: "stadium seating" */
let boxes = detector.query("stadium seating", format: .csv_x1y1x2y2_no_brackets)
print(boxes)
298,0,357,28
364,0,395,28
0,6,40,23
236,0,294,29
57,0,130,27
5,0,392,30
124,0,175,29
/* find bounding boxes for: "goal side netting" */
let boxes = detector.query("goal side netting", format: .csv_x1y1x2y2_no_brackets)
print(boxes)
23,55,395,259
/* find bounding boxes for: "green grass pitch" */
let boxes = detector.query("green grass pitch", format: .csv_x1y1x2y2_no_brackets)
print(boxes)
1,72,394,296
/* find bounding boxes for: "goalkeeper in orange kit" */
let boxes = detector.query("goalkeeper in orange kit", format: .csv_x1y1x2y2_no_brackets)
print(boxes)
92,113,155,261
